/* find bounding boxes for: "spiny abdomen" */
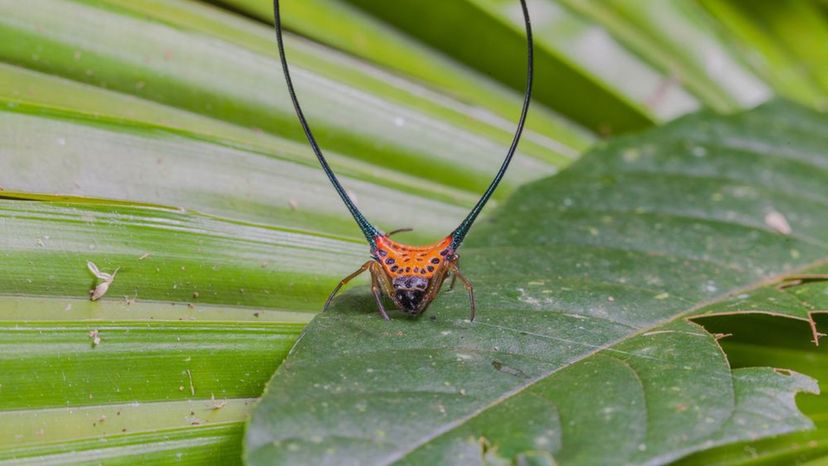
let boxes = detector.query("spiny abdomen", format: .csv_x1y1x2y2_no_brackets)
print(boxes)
374,235,452,279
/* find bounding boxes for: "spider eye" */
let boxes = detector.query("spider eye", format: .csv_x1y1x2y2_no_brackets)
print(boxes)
393,276,428,291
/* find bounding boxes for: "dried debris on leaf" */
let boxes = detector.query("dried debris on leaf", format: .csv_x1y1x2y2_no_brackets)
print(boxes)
186,369,195,396
765,211,792,235
88,329,101,347
209,394,227,410
87,261,119,301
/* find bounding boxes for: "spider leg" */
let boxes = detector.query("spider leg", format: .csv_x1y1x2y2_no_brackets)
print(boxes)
448,255,461,290
386,227,413,237
448,261,476,322
323,261,374,311
369,263,391,320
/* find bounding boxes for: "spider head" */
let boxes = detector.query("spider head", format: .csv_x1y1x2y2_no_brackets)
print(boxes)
392,275,430,314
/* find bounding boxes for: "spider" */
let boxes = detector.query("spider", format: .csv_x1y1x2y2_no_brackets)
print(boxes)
272,0,533,321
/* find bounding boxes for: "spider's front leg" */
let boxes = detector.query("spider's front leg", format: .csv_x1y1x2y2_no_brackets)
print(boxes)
323,260,391,320
322,260,391,320
448,255,461,291
448,256,476,322
368,262,390,320
323,261,373,311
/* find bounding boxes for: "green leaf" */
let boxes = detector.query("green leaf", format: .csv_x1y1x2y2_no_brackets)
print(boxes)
699,0,828,110
675,311,828,465
0,1,577,462
1,403,249,465
246,101,828,465
0,98,471,240
555,0,771,113
502,0,701,121
0,0,567,197
1,0,826,462
0,198,313,464
200,0,593,154
337,0,655,133
0,198,366,309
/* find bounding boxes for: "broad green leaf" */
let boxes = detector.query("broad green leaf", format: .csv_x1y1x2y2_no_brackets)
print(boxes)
0,2,575,462
2,0,826,463
0,0,564,197
556,0,771,112
674,311,828,465
0,101,471,240
0,199,366,308
0,198,315,464
1,403,248,465
339,0,655,133
700,0,828,110
246,101,828,465
496,0,701,121
199,0,593,156
85,0,585,166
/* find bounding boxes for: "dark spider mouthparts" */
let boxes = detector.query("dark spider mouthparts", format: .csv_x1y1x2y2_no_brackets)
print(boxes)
272,0,534,321
393,275,429,314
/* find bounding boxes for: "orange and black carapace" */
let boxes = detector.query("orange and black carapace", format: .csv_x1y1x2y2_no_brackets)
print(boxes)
272,0,534,321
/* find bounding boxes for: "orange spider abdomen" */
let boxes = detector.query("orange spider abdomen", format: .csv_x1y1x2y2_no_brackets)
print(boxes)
374,235,453,279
